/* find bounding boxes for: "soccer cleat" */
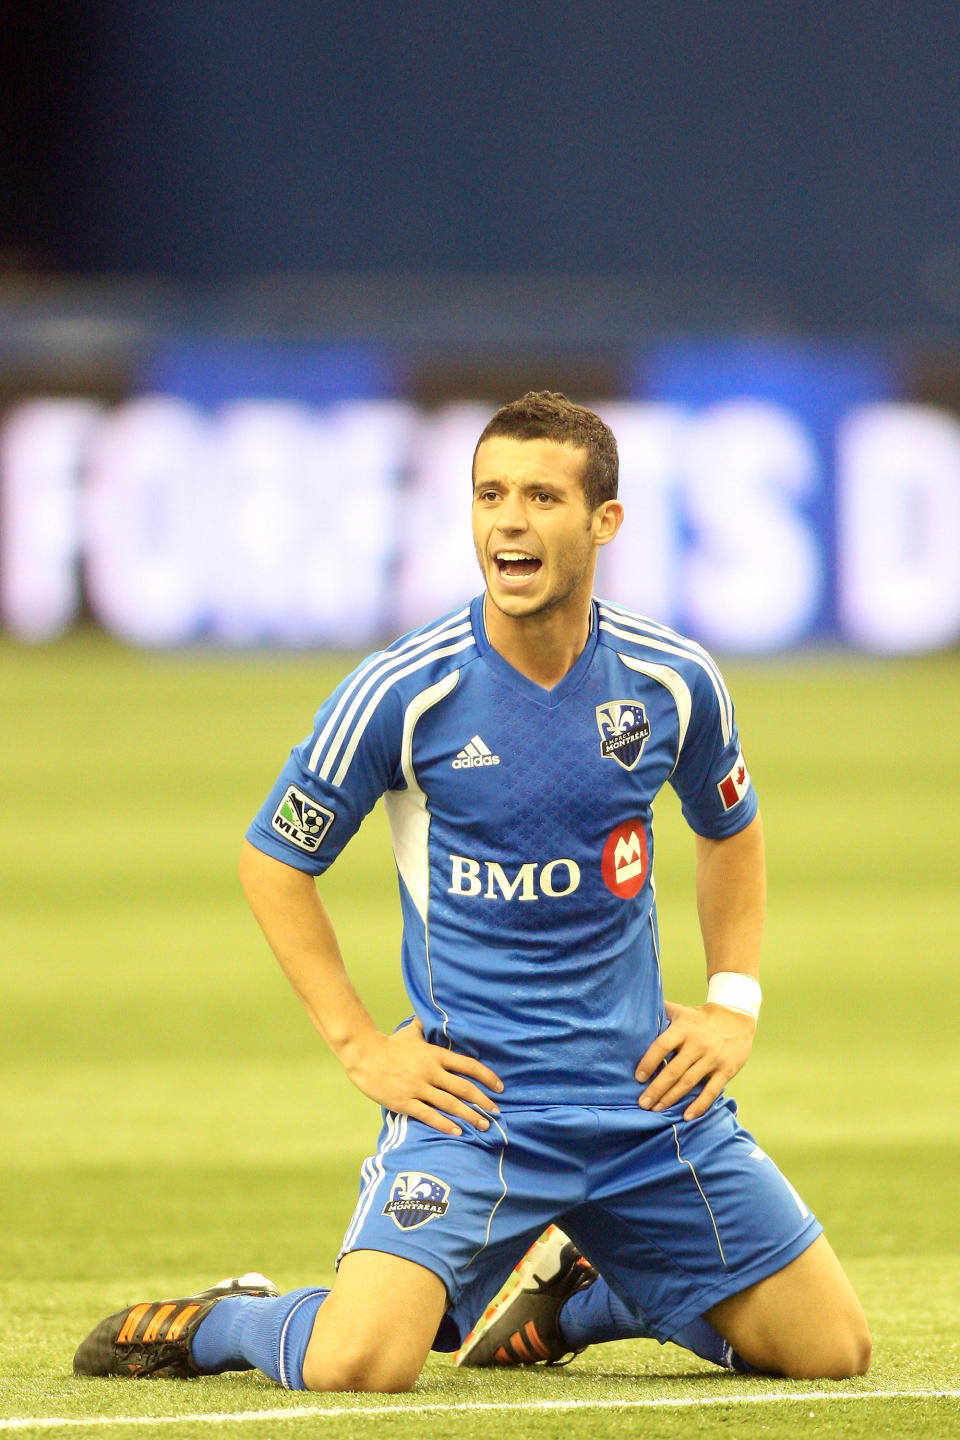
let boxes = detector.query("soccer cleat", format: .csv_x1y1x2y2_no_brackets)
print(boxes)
73,1272,280,1378
454,1225,598,1367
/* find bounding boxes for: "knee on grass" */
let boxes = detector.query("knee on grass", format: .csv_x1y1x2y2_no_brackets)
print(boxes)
768,1312,872,1380
301,1343,422,1394
805,1319,872,1380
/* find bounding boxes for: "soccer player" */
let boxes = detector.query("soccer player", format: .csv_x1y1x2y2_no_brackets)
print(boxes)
74,392,870,1389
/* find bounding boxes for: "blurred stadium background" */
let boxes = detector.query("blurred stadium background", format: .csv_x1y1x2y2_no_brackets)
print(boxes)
2,3,959,1435
3,3,960,657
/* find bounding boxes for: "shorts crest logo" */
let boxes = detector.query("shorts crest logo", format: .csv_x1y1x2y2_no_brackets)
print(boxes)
596,701,651,771
382,1172,451,1230
271,784,335,853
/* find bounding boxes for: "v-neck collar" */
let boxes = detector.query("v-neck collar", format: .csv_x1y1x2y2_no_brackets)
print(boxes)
470,593,599,709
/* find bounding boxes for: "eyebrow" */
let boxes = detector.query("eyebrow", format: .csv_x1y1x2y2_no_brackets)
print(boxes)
472,477,565,492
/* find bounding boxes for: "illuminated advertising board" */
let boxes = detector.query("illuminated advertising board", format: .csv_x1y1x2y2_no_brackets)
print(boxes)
2,343,959,652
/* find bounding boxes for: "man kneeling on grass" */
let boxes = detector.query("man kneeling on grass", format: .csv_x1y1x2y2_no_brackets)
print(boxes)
75,393,870,1390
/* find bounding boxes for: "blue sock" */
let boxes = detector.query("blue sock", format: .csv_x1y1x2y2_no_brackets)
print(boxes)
559,1277,757,1373
191,1288,329,1389
559,1276,648,1346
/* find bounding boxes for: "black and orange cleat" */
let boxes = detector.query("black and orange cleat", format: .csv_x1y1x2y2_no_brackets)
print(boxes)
73,1273,279,1378
454,1226,597,1367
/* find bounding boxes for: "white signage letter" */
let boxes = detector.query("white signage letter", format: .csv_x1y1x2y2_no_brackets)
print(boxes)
838,404,960,651
1,401,99,639
681,400,823,650
83,399,212,645
595,403,685,621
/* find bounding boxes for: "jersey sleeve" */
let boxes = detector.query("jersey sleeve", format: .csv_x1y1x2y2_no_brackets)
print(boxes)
245,655,405,874
668,657,759,838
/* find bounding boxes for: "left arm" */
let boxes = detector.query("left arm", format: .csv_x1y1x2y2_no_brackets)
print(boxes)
635,812,765,1121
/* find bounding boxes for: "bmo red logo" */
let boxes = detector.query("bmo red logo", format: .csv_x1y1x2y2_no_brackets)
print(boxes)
601,819,649,898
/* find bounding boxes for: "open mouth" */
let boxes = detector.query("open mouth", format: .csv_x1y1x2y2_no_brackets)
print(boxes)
495,551,542,581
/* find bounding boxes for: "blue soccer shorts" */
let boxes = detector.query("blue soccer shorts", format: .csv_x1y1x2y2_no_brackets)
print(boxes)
337,1097,822,1347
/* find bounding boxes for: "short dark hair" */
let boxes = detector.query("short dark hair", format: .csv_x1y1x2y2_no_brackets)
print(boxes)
473,391,618,510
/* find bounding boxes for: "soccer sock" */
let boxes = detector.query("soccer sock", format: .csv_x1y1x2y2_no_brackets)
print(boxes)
558,1278,757,1374
558,1277,648,1347
191,1288,329,1389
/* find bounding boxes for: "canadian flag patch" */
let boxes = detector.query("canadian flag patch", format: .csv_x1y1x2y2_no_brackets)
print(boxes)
718,750,751,811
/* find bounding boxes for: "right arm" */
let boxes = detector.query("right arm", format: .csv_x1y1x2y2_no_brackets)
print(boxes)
238,839,503,1135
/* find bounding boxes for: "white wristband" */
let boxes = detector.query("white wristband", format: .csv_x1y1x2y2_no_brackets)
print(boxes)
707,971,762,1021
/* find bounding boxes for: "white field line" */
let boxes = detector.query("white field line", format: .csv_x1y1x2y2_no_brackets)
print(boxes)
1,1389,958,1430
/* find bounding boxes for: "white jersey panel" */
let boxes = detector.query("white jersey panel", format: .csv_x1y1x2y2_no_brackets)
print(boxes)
383,669,461,923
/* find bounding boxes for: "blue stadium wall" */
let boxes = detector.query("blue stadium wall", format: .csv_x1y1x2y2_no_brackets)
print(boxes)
15,2,960,335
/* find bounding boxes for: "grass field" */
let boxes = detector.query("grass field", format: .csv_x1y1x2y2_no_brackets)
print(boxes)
1,631,959,1439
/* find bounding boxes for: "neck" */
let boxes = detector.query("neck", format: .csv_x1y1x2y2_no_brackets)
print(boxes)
482,591,593,689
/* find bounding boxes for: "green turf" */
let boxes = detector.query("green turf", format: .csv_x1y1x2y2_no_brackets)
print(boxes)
1,632,959,1438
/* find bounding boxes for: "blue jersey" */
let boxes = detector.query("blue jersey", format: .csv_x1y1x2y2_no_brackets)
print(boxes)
246,594,758,1107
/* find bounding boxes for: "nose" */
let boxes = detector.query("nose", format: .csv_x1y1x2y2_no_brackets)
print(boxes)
496,491,527,532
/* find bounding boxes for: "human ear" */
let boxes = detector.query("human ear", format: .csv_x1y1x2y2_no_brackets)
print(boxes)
594,500,624,547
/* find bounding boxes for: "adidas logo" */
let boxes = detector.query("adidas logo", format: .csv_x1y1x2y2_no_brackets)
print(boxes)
452,735,501,769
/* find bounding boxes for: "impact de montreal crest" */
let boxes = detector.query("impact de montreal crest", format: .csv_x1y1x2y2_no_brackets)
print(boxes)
382,1172,451,1230
596,700,651,771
